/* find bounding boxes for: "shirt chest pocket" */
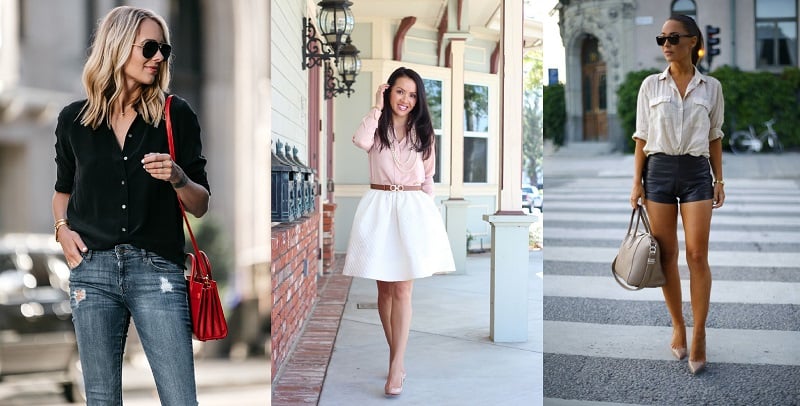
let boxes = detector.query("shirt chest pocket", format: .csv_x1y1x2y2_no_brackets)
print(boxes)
648,95,674,124
688,98,711,125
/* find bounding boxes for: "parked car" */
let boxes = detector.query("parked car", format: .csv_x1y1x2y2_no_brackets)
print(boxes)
521,185,543,212
0,233,84,403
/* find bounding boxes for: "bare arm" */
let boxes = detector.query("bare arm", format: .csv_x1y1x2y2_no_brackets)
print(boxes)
630,139,647,208
708,138,725,209
52,191,87,267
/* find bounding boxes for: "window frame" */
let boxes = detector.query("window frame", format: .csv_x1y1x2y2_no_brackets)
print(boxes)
754,0,798,69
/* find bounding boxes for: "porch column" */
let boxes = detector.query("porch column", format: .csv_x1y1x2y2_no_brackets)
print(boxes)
482,0,535,342
443,37,469,274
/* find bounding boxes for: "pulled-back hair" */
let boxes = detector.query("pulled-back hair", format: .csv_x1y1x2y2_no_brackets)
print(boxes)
375,67,435,161
80,6,171,129
669,14,704,66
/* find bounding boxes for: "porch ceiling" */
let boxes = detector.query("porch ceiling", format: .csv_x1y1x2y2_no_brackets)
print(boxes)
350,0,540,46
350,0,501,31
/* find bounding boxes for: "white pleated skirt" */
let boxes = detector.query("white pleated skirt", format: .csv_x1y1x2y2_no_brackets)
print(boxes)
343,189,456,281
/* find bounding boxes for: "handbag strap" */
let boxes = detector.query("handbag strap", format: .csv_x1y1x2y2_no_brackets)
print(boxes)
165,95,209,278
612,204,659,291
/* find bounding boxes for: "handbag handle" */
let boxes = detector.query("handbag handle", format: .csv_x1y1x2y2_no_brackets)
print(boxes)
164,95,210,279
613,204,659,291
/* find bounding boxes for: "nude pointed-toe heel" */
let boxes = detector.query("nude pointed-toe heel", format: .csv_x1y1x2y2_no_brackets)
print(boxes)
671,346,687,360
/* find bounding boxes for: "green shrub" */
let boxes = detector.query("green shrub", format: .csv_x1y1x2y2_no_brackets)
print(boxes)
616,66,800,152
616,69,659,153
543,83,565,146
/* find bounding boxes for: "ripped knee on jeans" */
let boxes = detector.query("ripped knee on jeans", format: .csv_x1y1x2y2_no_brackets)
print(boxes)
72,288,87,304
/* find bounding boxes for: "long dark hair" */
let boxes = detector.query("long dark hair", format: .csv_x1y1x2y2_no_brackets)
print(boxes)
376,67,435,161
669,14,704,66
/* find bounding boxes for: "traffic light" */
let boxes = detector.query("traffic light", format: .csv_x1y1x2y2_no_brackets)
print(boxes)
705,25,721,69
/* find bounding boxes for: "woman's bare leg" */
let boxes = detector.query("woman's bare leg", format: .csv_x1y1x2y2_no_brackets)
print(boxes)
644,200,686,354
376,281,393,364
386,280,413,390
680,200,713,365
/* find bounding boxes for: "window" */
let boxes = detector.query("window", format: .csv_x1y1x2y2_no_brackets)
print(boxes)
756,0,798,68
423,78,443,183
671,0,697,20
463,83,489,183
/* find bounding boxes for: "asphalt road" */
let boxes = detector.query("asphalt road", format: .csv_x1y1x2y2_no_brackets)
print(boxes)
542,152,800,405
0,356,270,405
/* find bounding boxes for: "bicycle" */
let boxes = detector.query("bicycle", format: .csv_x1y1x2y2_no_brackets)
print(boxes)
729,118,783,154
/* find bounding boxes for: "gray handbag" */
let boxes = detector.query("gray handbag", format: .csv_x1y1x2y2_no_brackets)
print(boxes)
612,204,665,290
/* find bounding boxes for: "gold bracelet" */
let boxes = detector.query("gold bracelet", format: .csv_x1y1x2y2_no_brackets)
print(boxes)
713,179,725,186
54,219,69,242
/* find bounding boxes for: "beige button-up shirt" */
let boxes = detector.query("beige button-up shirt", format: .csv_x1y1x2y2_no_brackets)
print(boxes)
633,66,725,158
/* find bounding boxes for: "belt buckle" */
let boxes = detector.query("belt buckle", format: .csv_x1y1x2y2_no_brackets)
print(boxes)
390,184,404,191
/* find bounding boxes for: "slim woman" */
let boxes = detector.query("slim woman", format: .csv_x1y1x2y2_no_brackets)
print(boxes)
344,67,455,395
53,6,210,404
630,15,725,375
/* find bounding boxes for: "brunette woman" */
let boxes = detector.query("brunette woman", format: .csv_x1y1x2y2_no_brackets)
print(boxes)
630,15,725,375
343,67,455,395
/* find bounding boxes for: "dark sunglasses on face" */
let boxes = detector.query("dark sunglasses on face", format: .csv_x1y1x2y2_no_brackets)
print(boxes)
134,40,172,59
656,34,694,46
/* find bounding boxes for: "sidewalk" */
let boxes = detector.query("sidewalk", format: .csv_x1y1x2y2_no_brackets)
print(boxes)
273,251,543,405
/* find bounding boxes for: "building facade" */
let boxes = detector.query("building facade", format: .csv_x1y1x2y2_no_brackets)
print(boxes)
556,0,799,149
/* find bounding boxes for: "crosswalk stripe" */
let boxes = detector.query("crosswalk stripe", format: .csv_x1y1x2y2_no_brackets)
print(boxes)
545,246,800,268
544,275,800,305
544,321,800,366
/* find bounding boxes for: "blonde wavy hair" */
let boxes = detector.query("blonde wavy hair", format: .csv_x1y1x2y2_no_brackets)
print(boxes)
80,6,171,129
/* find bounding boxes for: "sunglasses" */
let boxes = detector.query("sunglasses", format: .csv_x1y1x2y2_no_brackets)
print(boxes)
656,34,695,46
134,40,172,59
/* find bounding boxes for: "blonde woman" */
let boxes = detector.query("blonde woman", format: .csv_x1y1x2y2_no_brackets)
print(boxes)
52,6,209,404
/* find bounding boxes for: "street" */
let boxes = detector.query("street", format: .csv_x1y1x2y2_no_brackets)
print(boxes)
0,355,270,405
543,152,800,405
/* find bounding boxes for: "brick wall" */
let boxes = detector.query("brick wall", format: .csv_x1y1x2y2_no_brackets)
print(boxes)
270,212,320,379
322,203,336,273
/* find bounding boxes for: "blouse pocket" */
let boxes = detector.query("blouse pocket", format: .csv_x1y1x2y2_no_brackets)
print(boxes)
648,96,674,128
688,98,712,129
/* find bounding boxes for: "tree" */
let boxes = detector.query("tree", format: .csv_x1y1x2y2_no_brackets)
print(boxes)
523,49,544,187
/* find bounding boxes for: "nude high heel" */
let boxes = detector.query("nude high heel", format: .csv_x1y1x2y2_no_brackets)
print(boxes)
671,346,687,360
384,372,406,396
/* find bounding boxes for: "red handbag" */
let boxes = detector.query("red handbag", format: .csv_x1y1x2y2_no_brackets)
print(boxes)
165,95,228,341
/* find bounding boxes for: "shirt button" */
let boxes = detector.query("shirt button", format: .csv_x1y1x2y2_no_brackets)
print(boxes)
121,227,127,232
121,180,126,185
128,134,133,138
123,156,128,161
121,204,127,209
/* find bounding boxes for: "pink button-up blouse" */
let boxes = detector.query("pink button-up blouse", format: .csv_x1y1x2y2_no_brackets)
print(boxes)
352,107,436,197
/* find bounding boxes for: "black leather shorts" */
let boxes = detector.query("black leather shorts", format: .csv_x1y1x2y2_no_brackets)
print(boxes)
644,153,714,204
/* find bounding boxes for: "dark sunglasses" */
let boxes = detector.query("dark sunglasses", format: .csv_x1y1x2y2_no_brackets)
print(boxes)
134,40,172,59
656,34,695,46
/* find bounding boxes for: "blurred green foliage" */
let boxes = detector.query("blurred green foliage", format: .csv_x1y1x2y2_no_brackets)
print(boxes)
542,83,566,146
616,66,800,153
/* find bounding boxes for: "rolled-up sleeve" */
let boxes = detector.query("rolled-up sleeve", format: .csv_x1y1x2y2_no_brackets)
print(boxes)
708,79,725,141
632,78,651,141
54,106,77,193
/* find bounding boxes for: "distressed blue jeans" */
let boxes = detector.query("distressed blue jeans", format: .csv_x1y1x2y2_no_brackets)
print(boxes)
69,244,197,406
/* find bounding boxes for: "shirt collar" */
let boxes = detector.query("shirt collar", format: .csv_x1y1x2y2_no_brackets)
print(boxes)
658,65,707,84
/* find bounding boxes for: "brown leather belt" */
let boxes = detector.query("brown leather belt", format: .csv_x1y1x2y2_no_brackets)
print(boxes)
370,183,422,191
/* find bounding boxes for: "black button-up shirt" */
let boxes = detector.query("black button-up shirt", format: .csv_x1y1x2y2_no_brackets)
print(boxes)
54,95,210,266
